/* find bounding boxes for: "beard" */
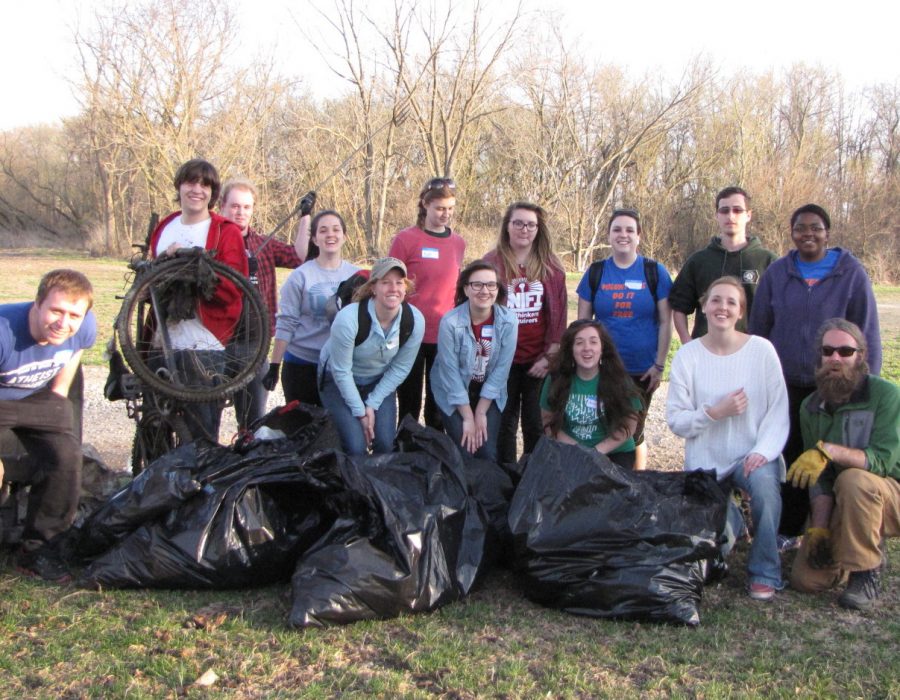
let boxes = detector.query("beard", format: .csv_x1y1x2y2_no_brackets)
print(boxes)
814,358,868,405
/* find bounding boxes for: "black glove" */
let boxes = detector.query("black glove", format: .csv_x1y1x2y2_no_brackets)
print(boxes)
262,362,281,391
299,191,317,217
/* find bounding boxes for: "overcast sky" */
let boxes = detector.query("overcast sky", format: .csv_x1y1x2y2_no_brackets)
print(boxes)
3,0,898,131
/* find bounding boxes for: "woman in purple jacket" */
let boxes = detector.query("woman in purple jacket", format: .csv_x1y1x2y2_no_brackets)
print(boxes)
748,203,881,538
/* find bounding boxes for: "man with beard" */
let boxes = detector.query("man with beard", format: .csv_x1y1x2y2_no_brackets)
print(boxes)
788,318,899,610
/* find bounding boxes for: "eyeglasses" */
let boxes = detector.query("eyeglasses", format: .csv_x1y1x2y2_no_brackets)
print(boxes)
424,177,456,191
466,281,498,292
509,220,538,232
821,345,860,358
717,206,747,215
792,224,827,234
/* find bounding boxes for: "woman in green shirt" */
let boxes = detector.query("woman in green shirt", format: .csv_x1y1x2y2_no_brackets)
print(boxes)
540,320,642,468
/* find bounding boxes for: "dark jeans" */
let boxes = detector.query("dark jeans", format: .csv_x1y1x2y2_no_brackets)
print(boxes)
0,389,81,543
780,383,816,536
396,342,442,430
320,372,397,455
629,373,657,447
228,337,268,431
282,361,321,407
498,363,544,465
441,403,502,463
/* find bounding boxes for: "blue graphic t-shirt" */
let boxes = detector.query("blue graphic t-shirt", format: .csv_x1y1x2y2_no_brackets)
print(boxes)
795,249,840,287
0,302,97,399
576,256,672,375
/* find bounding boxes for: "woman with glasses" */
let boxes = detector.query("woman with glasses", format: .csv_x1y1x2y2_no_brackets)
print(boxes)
482,202,567,465
431,261,518,462
667,276,789,601
389,177,466,431
318,257,425,455
576,208,673,469
540,320,642,469
748,203,882,538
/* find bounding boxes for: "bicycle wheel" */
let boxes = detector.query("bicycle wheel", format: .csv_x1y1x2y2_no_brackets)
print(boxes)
117,252,270,403
129,393,194,476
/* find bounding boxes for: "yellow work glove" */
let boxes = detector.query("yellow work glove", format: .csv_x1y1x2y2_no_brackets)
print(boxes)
805,527,834,569
787,441,832,489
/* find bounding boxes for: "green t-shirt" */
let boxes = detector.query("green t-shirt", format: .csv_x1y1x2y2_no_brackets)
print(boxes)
540,373,639,454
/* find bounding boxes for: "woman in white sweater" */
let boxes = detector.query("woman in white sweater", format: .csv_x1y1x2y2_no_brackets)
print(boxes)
666,276,789,602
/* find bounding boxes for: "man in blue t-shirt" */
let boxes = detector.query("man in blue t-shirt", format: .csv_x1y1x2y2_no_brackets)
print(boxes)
0,269,97,582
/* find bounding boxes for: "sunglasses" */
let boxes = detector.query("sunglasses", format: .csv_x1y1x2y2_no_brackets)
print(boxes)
821,345,860,358
424,177,456,191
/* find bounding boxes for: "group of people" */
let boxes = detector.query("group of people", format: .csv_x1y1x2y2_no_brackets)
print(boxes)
1,163,895,615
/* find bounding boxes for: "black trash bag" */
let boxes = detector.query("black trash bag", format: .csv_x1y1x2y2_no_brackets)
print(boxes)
508,437,728,626
76,403,338,588
288,418,488,628
462,456,515,568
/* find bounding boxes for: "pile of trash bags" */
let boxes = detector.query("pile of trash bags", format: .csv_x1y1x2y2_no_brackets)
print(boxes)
72,406,727,627
509,438,728,626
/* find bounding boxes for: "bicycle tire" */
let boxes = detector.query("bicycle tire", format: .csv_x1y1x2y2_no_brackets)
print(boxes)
116,253,270,403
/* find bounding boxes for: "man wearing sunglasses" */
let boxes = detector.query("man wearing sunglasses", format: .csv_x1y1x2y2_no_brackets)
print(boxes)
788,318,899,610
669,186,776,342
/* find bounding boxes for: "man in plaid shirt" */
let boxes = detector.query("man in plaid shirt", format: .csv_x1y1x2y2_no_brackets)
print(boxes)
220,178,316,428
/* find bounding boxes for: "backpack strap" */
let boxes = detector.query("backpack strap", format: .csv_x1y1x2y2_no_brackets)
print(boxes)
642,258,660,323
355,300,415,348
587,259,606,301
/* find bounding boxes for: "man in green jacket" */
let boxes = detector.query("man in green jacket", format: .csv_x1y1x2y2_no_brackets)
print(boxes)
669,186,777,342
787,319,899,610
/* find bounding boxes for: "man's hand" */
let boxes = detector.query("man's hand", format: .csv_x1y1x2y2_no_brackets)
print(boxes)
787,440,832,488
299,191,317,217
805,527,834,569
262,363,280,391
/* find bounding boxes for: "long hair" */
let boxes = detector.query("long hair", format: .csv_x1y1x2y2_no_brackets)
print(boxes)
543,320,640,440
491,201,563,283
306,209,347,261
453,260,508,307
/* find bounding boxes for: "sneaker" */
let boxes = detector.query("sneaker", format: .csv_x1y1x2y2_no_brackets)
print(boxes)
15,545,73,584
838,569,880,611
748,582,776,601
777,534,802,552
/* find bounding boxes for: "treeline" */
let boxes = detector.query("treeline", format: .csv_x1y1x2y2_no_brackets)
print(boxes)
1,0,898,281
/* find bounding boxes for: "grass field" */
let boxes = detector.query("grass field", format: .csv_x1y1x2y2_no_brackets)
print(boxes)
0,252,898,698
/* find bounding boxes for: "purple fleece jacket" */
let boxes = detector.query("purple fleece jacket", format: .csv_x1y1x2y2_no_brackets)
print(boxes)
748,247,881,386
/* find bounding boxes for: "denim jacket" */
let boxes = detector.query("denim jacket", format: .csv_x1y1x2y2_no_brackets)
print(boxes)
430,302,518,416
319,299,424,416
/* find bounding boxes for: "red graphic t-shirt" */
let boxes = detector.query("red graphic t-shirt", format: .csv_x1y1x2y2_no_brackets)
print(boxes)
507,266,546,364
470,312,495,383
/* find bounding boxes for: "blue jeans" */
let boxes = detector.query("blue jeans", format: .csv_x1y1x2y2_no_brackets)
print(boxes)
320,372,397,455
721,457,785,589
441,403,501,463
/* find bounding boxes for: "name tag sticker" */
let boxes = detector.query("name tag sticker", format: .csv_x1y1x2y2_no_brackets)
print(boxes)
422,247,439,259
482,325,494,338
385,340,399,350
586,397,597,410
624,280,644,290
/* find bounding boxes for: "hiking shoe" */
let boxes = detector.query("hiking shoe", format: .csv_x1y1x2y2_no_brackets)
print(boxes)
15,545,73,584
748,583,775,601
838,569,880,611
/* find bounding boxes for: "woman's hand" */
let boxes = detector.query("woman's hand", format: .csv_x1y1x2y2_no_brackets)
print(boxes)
527,356,550,379
358,407,375,448
742,452,767,477
707,389,747,420
640,364,663,392
460,415,484,454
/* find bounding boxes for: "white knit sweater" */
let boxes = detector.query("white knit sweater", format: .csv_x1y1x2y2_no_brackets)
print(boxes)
666,335,789,478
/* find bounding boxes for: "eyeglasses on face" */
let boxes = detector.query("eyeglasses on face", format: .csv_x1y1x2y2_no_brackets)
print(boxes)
425,177,456,191
792,224,827,234
717,206,747,215
466,281,498,291
821,345,859,358
509,219,538,232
